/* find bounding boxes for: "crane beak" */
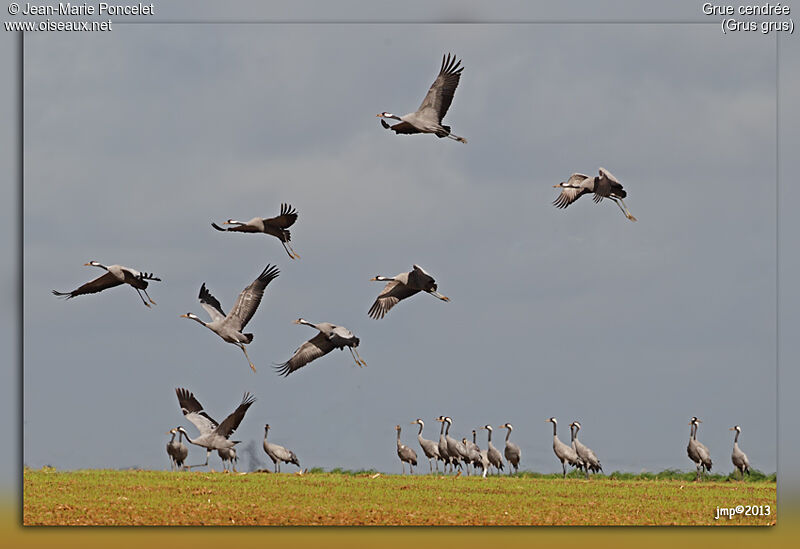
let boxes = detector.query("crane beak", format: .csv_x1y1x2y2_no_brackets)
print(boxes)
83,262,92,266
376,113,383,118
293,319,301,324
370,277,378,281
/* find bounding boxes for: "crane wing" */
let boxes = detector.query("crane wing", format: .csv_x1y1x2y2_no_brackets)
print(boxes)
368,280,420,319
198,283,226,322
274,332,335,376
175,387,219,435
52,271,123,299
215,392,256,439
553,186,591,209
263,203,298,230
227,264,280,331
409,265,436,290
385,120,422,135
597,167,627,198
417,53,463,123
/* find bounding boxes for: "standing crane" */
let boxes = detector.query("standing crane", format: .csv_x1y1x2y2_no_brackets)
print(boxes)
368,264,450,319
275,318,366,376
174,388,256,470
545,417,583,478
263,424,301,473
411,419,441,473
470,430,491,478
166,428,189,471
570,421,602,479
53,261,160,308
181,264,279,372
396,424,418,475
481,425,505,475
212,203,300,260
217,448,238,472
442,417,470,474
687,417,713,480
463,434,483,475
730,425,751,480
500,423,521,475
377,53,467,143
552,168,637,221
436,416,455,473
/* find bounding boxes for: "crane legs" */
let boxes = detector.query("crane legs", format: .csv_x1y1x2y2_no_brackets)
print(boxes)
611,196,637,222
347,347,367,368
445,133,468,144
186,449,211,470
143,288,157,305
280,240,301,260
134,289,152,308
238,343,257,373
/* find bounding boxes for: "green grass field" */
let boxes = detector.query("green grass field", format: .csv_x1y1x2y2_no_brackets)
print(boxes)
23,468,776,526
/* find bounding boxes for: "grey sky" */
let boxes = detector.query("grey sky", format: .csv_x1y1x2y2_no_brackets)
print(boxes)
3,2,797,486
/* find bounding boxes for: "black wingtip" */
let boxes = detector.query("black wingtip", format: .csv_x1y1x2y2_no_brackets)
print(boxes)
272,361,295,377
52,290,72,299
211,222,226,232
380,119,390,130
258,264,280,283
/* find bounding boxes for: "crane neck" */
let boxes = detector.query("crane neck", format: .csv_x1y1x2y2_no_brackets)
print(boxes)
487,429,492,443
505,429,511,442
472,432,477,444
416,423,424,436
396,429,402,443
552,422,558,437
169,432,176,443
445,422,451,436
734,430,740,443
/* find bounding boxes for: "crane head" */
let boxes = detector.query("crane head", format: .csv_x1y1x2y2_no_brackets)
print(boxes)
730,425,741,432
84,261,102,267
546,417,556,424
482,424,492,431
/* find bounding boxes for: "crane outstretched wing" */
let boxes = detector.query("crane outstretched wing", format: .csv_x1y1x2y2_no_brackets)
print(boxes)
198,283,226,322
553,187,591,209
52,271,123,299
227,264,280,330
175,387,218,435
368,280,419,319
386,120,422,135
597,167,627,198
216,392,256,439
264,203,298,230
408,265,436,290
417,53,463,123
274,332,335,376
